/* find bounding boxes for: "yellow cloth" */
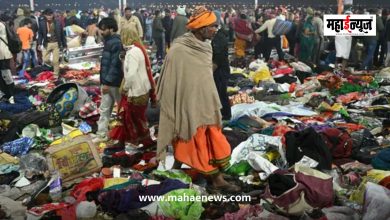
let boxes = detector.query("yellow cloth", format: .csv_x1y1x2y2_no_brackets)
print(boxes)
104,178,129,189
0,153,19,165
186,6,216,30
234,38,247,58
50,129,83,146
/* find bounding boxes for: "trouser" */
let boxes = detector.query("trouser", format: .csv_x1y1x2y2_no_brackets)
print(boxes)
97,85,121,137
214,67,231,120
264,36,285,61
312,37,323,65
31,41,38,67
21,48,37,71
43,42,60,76
0,59,14,99
374,36,387,66
154,37,164,60
385,42,390,67
362,40,377,70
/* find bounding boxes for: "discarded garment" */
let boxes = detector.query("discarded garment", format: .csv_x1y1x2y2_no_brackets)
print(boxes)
0,137,34,156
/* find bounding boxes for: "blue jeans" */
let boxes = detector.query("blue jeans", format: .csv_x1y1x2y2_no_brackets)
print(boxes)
22,49,37,71
362,40,377,70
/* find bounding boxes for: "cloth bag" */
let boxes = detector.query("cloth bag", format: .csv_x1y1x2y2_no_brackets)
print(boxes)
46,134,102,182
262,164,334,216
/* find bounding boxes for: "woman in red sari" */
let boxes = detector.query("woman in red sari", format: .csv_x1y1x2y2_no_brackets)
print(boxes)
110,28,157,148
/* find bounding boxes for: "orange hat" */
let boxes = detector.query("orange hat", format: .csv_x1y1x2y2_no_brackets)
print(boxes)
186,6,217,30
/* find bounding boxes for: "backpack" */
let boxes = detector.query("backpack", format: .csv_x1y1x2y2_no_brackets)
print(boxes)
285,127,333,170
272,19,292,36
0,21,22,54
321,128,353,159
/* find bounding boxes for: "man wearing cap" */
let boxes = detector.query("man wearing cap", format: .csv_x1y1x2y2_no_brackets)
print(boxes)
157,6,240,194
37,8,67,77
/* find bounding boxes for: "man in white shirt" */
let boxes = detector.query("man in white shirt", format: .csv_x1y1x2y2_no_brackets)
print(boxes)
254,14,285,61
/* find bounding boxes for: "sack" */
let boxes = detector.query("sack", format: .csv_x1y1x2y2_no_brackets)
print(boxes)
285,127,333,170
272,19,292,36
55,88,78,118
0,22,22,54
263,164,333,216
46,134,102,182
321,128,353,159
47,83,89,118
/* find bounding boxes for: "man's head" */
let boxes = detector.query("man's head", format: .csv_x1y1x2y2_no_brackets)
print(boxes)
124,7,132,19
22,18,32,28
187,6,218,41
164,9,170,16
155,10,161,18
43,8,54,22
98,17,118,38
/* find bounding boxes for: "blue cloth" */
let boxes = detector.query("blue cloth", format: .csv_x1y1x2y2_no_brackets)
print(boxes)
100,34,123,87
0,137,34,156
99,179,189,213
0,93,33,114
372,148,390,171
79,122,92,134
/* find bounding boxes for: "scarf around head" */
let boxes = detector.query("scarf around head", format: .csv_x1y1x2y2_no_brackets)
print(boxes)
186,6,217,30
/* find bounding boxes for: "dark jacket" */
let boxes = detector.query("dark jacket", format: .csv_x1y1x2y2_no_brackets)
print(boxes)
100,34,123,87
386,18,390,42
37,19,67,48
170,15,188,42
162,16,173,41
152,17,164,39
212,28,230,72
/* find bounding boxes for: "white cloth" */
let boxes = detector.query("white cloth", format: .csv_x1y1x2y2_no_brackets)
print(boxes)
0,22,12,60
231,101,317,121
230,133,284,165
123,46,151,97
85,36,97,46
335,35,352,59
255,18,277,38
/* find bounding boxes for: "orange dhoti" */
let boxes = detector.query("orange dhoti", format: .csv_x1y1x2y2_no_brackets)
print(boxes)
234,38,247,58
173,126,231,175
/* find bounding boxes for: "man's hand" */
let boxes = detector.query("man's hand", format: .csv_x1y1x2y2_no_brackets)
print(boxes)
102,85,109,94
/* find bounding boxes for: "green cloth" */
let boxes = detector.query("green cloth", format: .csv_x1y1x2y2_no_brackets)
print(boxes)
332,83,363,95
159,189,204,220
299,16,315,63
226,161,252,176
152,170,192,184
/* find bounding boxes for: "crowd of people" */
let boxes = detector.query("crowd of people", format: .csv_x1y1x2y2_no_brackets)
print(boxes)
1,1,390,202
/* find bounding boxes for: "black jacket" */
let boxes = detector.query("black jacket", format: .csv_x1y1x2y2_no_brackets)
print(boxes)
100,34,123,87
386,18,390,42
152,17,164,39
162,16,173,40
37,19,67,48
212,28,230,72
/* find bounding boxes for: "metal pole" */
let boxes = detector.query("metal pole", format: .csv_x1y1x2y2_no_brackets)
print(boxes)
123,0,127,10
255,0,258,9
30,0,34,11
119,0,122,11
